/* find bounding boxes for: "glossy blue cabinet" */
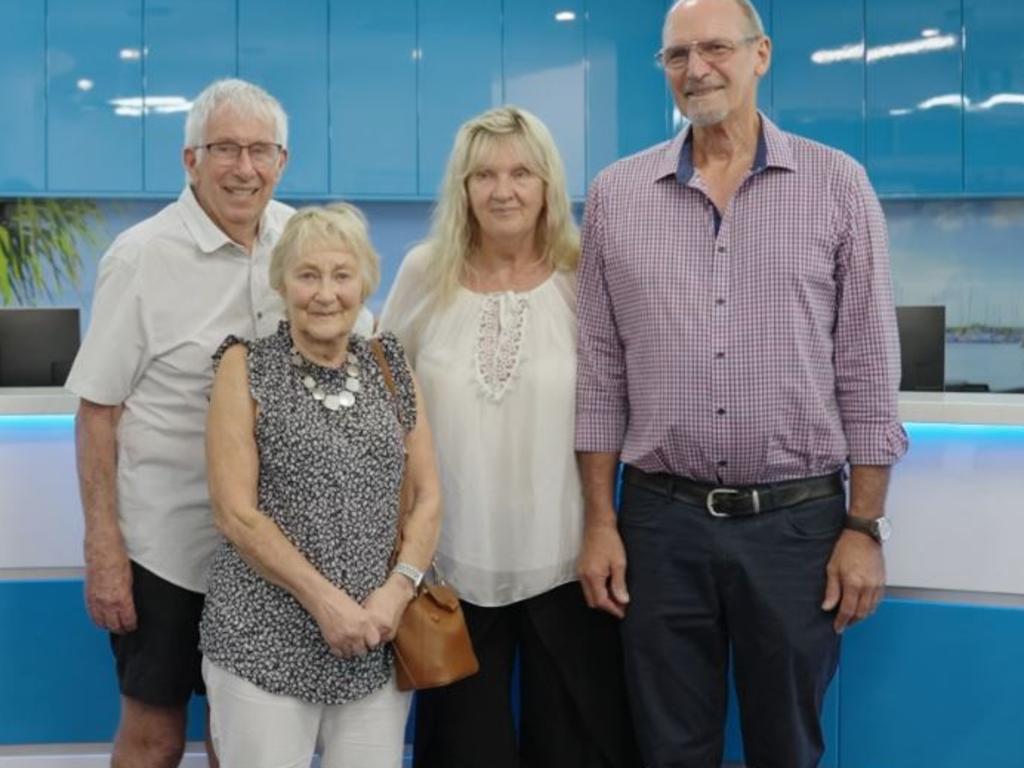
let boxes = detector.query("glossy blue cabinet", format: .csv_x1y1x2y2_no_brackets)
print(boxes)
865,0,963,194
144,0,236,194
772,0,864,162
0,0,46,193
240,0,329,197
418,0,502,197
504,0,586,197
750,0,773,117
586,0,669,181
47,0,143,193
329,0,417,197
963,0,1024,195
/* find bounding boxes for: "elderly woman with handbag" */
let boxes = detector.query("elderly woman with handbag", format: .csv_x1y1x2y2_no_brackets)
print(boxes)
198,204,442,768
380,106,639,768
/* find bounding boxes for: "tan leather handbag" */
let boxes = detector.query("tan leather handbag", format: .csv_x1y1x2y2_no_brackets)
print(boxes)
370,339,480,691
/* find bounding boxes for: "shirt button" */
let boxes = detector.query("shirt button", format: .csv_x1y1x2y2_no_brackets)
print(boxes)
717,460,728,468
716,408,726,415
717,245,726,254
715,298,725,306
257,311,264,320
715,352,725,359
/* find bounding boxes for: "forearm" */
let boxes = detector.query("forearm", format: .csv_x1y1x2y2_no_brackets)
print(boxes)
75,401,125,559
848,464,891,519
395,485,441,574
577,451,619,528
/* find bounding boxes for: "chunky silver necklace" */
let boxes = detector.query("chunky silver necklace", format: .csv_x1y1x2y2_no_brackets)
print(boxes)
290,345,362,411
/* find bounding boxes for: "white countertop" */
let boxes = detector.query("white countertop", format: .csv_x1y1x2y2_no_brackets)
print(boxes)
2,388,1024,425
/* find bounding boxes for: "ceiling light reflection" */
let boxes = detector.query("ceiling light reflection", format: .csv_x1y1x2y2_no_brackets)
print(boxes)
811,34,958,65
108,95,192,117
554,10,576,22
76,78,94,91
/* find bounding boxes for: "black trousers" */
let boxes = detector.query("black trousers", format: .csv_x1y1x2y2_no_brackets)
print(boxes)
619,476,844,768
413,581,641,768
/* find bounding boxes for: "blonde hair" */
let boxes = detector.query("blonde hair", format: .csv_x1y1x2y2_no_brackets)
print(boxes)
420,105,579,301
269,204,381,301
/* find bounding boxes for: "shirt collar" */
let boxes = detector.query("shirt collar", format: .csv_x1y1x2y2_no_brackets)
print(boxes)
651,112,796,185
178,185,281,255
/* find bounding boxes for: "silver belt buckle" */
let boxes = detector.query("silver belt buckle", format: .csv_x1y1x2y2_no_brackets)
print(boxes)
706,488,760,517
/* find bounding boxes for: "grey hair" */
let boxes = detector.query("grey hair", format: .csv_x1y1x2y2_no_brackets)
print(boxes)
184,78,289,149
663,0,766,40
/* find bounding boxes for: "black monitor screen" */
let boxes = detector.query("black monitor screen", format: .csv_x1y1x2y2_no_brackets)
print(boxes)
896,305,945,392
0,308,81,386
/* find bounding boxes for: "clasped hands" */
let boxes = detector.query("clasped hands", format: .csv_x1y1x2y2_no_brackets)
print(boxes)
315,574,415,659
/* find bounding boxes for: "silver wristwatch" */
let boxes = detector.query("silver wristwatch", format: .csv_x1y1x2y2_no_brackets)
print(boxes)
392,561,425,589
844,515,892,544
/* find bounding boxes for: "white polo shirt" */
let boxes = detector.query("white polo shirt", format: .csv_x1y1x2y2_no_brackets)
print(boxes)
67,186,294,593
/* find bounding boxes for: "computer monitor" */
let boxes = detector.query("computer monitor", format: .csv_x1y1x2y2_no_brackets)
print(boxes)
0,308,81,386
895,305,945,392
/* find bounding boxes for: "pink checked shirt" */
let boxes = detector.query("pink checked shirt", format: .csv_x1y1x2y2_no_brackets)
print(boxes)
575,116,908,485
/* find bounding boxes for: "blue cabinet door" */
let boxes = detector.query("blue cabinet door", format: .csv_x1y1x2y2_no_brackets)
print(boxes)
240,0,329,197
418,0,502,197
963,0,1024,195
144,0,236,194
586,0,668,184
772,0,864,162
0,0,45,194
329,0,417,197
504,0,586,198
47,0,143,193
865,0,962,194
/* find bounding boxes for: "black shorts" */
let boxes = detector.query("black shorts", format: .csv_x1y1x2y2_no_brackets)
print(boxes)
109,560,206,707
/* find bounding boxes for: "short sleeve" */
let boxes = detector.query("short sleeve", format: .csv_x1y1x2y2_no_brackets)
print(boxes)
375,331,417,432
65,243,149,405
212,334,270,409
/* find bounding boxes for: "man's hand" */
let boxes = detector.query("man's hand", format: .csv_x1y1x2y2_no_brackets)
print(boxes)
821,529,885,633
84,541,137,634
577,522,630,619
363,574,415,643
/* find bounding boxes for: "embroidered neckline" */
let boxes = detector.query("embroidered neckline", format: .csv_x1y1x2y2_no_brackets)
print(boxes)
474,292,529,402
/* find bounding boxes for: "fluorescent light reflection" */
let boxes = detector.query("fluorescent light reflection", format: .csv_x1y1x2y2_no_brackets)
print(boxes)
811,34,958,65
108,96,192,117
119,48,142,60
76,78,94,92
554,10,576,22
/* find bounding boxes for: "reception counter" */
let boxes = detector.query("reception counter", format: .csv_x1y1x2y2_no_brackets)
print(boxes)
2,390,1023,766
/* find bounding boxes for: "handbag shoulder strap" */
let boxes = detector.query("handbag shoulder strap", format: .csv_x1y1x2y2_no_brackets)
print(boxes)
370,337,398,403
371,337,408,568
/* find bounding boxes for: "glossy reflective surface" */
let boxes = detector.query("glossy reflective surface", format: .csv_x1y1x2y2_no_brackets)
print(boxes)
963,0,1024,194
586,0,668,182
144,0,236,193
504,0,585,197
241,0,329,196
329,0,417,196
47,0,143,192
865,0,963,193
0,0,45,192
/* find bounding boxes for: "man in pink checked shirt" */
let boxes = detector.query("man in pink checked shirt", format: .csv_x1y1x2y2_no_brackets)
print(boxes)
574,0,907,766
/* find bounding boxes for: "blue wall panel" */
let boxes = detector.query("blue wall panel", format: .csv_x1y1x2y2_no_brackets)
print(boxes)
963,0,1024,195
47,0,144,193
772,0,864,162
0,580,206,744
240,0,329,197
840,599,1024,768
504,0,586,197
0,0,46,193
586,0,668,184
144,0,237,194
329,0,417,197
417,0,502,197
865,0,963,194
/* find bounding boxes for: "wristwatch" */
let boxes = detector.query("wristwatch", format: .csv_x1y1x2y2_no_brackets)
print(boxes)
392,561,425,589
844,515,892,544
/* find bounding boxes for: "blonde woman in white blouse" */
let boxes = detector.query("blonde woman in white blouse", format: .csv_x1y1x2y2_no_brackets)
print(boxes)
380,106,639,768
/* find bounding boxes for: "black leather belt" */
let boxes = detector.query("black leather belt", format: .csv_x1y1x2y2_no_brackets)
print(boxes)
623,466,844,518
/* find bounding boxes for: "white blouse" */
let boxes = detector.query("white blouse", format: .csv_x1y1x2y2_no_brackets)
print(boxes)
379,247,583,607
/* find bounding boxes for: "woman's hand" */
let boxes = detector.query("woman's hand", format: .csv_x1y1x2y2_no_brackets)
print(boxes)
363,574,416,643
312,587,382,658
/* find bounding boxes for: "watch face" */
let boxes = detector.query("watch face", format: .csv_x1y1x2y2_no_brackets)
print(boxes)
874,517,892,542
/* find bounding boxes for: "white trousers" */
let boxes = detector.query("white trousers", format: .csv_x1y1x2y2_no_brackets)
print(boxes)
203,658,412,768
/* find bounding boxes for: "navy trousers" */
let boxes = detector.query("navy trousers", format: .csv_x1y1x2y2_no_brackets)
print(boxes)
619,473,844,768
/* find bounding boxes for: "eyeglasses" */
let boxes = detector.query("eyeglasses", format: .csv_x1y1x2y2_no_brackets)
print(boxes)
655,36,761,70
196,141,283,167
